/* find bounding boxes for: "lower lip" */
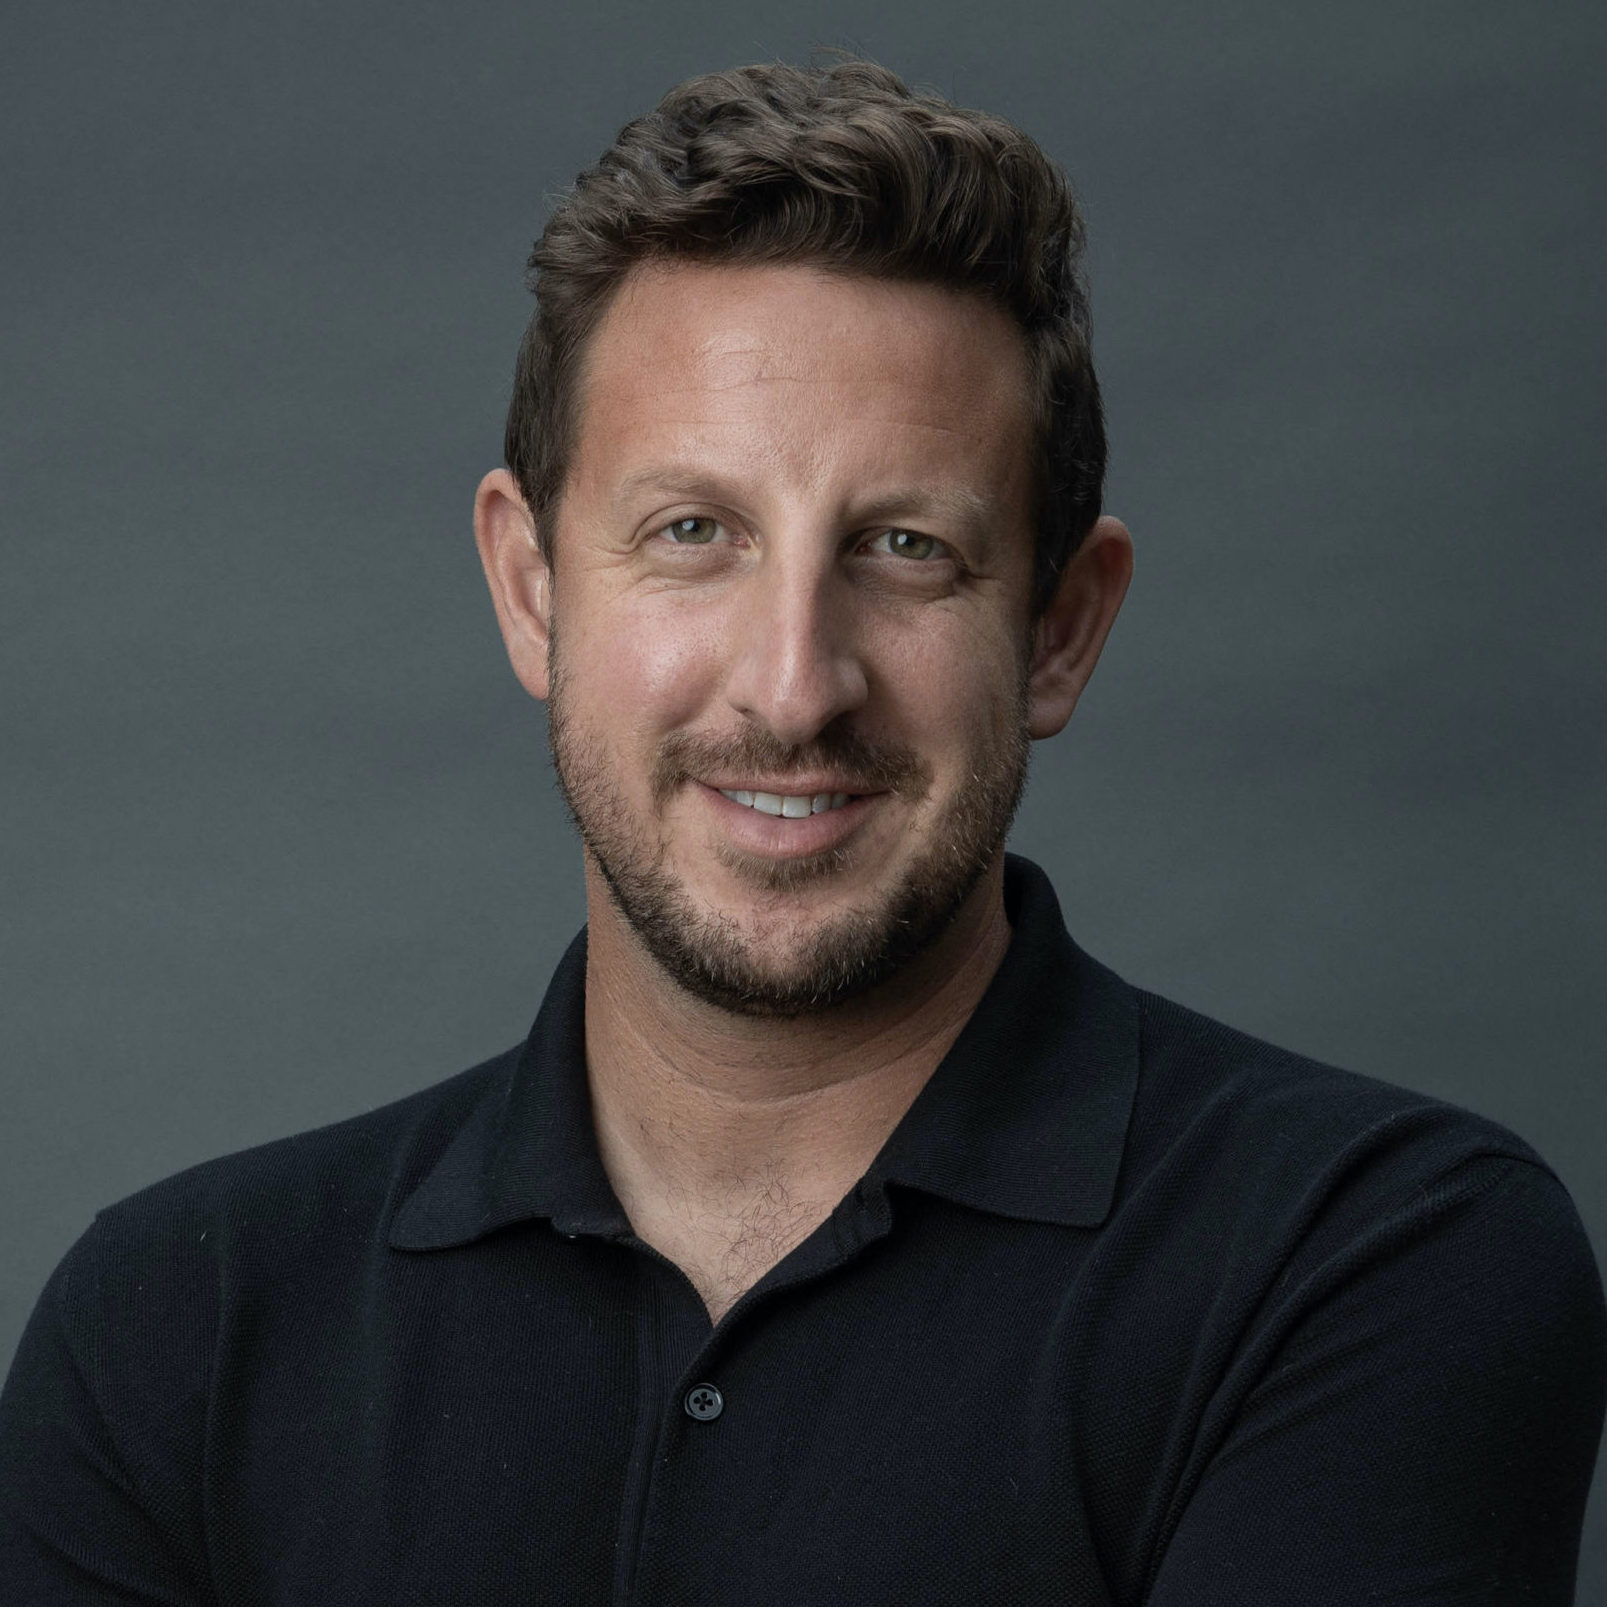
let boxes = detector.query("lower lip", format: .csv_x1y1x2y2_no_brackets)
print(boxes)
696,783,879,857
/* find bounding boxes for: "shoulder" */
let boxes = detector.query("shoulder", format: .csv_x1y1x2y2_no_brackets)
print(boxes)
0,1048,523,1564
1107,984,1605,1337
62,1046,518,1335
1126,984,1552,1198
1093,985,1606,1473
1102,994,1607,1602
102,1046,514,1228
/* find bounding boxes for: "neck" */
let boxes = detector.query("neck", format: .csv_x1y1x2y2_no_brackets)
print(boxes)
581,858,1012,1315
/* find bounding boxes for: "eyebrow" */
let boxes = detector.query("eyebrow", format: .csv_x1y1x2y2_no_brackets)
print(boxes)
853,485,994,535
610,467,997,536
610,468,732,513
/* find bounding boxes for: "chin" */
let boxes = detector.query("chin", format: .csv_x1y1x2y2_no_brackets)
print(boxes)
599,836,996,1019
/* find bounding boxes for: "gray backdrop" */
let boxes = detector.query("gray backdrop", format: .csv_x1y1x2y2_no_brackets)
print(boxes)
5,0,1604,1587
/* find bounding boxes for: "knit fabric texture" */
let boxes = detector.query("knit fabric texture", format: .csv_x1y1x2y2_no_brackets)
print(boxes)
3,856,1603,1604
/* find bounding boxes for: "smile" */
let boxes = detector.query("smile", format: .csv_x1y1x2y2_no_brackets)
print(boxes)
718,790,854,817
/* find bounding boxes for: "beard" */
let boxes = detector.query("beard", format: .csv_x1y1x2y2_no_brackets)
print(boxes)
545,627,1031,1018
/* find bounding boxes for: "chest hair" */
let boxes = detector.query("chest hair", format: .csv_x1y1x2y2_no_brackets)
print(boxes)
654,1166,836,1322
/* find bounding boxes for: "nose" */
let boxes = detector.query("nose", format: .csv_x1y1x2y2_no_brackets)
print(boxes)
722,547,869,747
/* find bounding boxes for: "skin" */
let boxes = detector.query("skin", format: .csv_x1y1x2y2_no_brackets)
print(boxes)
476,262,1132,1320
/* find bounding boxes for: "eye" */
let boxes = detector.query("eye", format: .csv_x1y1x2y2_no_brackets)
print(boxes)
659,516,726,545
865,528,943,561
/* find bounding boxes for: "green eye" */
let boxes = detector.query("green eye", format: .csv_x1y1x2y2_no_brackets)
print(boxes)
663,516,721,544
874,528,940,560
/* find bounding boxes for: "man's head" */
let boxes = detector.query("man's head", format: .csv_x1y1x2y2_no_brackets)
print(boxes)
476,62,1131,1017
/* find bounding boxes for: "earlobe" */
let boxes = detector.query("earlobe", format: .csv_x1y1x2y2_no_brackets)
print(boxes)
1026,515,1133,740
473,468,553,702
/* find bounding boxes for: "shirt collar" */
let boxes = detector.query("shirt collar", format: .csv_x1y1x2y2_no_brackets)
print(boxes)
389,854,1139,1250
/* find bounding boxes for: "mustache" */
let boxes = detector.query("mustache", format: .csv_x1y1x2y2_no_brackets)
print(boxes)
650,724,931,807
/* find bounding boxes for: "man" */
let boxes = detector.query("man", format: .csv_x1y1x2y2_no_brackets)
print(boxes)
2,58,1603,1604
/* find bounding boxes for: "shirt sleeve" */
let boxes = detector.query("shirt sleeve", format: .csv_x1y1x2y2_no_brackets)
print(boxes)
0,1218,215,1605
1146,1156,1607,1605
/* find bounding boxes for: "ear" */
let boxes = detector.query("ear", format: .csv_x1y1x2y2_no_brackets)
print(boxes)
1026,515,1133,740
474,468,553,702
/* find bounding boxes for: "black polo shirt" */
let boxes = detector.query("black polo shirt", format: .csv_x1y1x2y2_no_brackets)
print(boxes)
3,857,1603,1604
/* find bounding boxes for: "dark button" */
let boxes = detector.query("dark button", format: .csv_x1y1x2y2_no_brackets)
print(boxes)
684,1383,724,1421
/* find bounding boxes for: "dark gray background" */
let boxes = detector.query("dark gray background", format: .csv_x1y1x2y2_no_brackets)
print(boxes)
5,0,1604,1586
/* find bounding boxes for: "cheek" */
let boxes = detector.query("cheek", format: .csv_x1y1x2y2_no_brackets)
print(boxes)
875,609,1025,750
565,592,728,740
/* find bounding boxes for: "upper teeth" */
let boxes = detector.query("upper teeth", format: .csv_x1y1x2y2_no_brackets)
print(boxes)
720,790,852,817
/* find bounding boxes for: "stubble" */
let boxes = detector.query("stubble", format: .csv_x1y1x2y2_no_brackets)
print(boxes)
545,624,1031,1018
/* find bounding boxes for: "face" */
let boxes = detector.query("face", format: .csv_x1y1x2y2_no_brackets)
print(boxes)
499,264,1053,1015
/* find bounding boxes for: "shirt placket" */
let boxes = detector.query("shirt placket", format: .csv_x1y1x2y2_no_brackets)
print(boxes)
610,1181,896,1606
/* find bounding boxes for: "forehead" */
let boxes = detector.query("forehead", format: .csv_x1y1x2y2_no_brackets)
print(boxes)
565,261,1036,513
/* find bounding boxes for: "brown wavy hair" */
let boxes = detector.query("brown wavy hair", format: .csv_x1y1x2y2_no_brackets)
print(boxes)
504,58,1105,615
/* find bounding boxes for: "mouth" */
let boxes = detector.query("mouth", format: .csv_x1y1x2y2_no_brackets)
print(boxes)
716,789,855,818
694,780,879,861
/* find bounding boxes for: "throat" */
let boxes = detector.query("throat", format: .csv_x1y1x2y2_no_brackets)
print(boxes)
579,854,1016,1319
